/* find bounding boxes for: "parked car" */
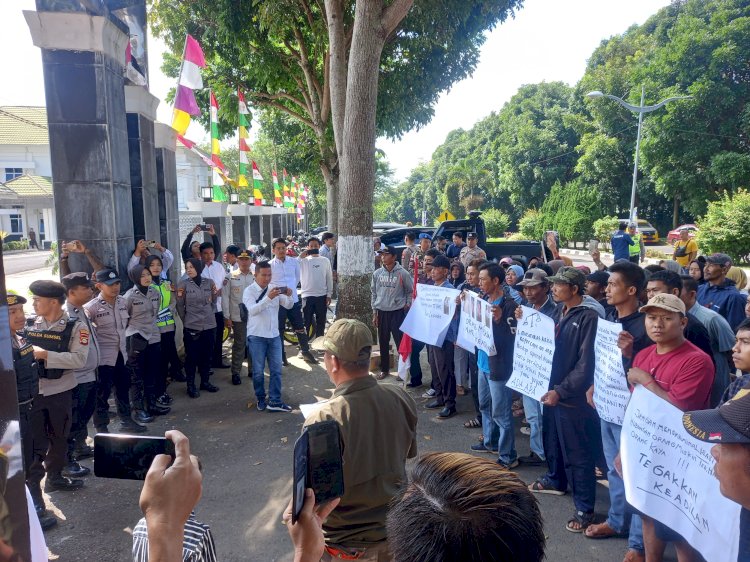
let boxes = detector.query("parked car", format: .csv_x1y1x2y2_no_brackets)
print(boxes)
378,226,435,254
667,223,698,244
616,218,660,244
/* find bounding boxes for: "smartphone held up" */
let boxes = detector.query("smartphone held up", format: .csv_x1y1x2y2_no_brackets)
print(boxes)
94,434,175,480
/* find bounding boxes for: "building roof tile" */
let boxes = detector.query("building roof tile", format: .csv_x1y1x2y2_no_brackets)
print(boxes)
0,106,48,145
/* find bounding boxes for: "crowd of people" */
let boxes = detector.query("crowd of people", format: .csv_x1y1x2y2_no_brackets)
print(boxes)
6,221,750,562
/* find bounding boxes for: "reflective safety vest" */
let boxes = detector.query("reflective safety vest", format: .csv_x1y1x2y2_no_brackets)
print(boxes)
154,280,175,327
629,233,641,256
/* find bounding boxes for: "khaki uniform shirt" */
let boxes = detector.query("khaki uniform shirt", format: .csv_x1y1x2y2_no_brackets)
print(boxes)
34,311,89,396
222,270,254,322
459,245,487,268
303,376,418,547
66,302,99,384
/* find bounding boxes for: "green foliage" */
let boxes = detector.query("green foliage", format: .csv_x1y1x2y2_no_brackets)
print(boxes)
518,209,542,239
3,241,29,251
593,215,620,248
539,181,602,243
483,209,511,238
45,242,59,275
697,189,750,264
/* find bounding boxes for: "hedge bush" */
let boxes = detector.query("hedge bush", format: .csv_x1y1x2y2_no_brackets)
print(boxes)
592,216,619,250
3,241,29,251
519,208,542,239
697,189,750,264
483,209,511,238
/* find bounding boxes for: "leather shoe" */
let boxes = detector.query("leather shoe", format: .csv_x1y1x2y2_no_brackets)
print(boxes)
232,374,242,385
282,357,290,367
45,473,84,491
37,510,57,531
200,382,219,393
187,387,200,398
425,400,445,409
62,462,90,478
132,410,154,424
406,381,423,388
74,445,94,460
438,406,457,418
299,351,318,364
118,419,147,434
147,402,171,416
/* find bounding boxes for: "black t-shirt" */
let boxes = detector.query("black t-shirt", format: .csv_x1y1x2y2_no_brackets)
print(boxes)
739,507,750,562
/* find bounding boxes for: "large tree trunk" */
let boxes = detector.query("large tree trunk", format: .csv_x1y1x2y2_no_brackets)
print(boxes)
673,194,680,229
319,158,339,233
333,0,387,323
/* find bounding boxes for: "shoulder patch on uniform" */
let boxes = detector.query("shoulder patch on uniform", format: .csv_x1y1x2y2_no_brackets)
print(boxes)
59,319,66,325
79,328,90,345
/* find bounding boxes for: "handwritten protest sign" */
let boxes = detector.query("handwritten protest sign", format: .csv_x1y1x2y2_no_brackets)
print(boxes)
622,387,741,562
400,284,460,346
456,290,496,356
593,318,631,425
506,306,555,400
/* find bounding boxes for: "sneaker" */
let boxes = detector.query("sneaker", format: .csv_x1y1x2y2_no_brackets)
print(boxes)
256,398,267,411
496,459,519,470
518,452,545,466
422,388,437,398
266,401,293,413
117,418,147,434
157,393,173,406
62,462,90,478
231,374,242,385
520,426,531,436
470,443,497,454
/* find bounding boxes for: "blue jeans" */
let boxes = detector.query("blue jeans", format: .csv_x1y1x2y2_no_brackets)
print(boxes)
487,377,516,464
522,394,545,459
248,335,283,403
601,419,629,533
478,369,499,450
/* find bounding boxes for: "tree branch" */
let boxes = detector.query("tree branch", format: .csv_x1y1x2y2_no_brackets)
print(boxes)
298,0,316,29
381,0,414,37
292,26,324,120
244,90,316,130
321,51,331,124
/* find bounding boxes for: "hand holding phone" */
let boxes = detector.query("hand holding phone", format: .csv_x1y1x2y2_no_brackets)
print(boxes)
94,433,176,480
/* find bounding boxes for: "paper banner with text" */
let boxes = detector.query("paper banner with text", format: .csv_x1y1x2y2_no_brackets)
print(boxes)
400,283,460,347
594,318,631,425
622,386,740,562
456,290,496,356
506,306,555,400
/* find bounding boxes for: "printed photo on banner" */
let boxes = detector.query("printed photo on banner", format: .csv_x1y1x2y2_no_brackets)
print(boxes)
456,290,496,356
621,387,741,562
506,306,555,401
400,283,460,347
593,318,631,426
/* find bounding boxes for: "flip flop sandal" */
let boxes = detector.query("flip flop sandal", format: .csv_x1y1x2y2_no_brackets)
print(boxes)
463,418,481,428
528,479,566,496
375,372,389,380
566,511,594,533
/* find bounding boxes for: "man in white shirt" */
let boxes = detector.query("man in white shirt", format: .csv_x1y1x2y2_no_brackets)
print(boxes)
243,261,293,412
269,238,317,364
200,242,230,369
299,238,333,340
320,232,335,264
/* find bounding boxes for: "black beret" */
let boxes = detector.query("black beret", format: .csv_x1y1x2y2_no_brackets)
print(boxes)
29,280,66,299
62,272,93,291
6,292,26,306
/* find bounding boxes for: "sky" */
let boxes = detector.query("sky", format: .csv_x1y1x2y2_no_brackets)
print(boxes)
2,0,671,180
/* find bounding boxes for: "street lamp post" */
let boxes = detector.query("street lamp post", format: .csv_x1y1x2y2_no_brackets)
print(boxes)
586,86,692,222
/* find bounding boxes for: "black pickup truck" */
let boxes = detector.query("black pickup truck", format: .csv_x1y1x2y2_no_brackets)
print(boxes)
385,211,551,267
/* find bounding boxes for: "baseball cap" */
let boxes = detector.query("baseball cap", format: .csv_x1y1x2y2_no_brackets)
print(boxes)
432,255,451,269
639,293,686,315
94,268,122,286
62,271,94,291
586,270,610,285
311,319,374,362
418,233,432,240
467,232,478,239
378,246,397,256
518,268,548,287
547,266,586,288
682,385,750,444
705,253,732,268
237,251,252,260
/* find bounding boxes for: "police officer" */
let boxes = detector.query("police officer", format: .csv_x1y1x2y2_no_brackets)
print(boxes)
85,268,146,433
7,292,57,531
25,280,88,497
61,272,100,479
222,250,254,385
627,222,644,264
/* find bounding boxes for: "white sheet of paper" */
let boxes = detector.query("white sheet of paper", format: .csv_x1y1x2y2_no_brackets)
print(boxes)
456,290,496,355
593,318,631,425
506,306,555,400
400,283,460,346
621,387,740,562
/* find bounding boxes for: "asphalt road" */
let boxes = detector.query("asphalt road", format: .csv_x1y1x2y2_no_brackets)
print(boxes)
2,249,51,275
40,347,679,562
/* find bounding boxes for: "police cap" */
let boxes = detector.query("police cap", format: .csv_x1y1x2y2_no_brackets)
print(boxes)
6,291,26,306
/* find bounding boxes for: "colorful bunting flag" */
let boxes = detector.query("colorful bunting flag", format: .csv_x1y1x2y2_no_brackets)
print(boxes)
252,162,265,206
171,34,205,135
289,176,298,213
210,91,227,202
238,90,251,193
282,169,292,208
272,170,283,207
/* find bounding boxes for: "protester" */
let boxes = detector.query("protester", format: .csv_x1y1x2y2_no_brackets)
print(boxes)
425,255,459,418
412,250,438,391
459,232,487,268
460,259,486,428
270,238,317,365
446,232,466,262
504,264,524,305
299,238,333,341
176,259,218,398
243,261,294,412
449,262,465,289
85,269,145,434
515,268,556,466
60,272,99,479
626,293,714,562
627,223,644,264
222,250,255,386
682,388,750,562
688,259,705,285
680,275,735,406
721,319,750,404
307,319,417,560
672,227,698,270
371,246,412,380
527,267,603,533
610,223,634,262
471,263,519,468
728,266,748,293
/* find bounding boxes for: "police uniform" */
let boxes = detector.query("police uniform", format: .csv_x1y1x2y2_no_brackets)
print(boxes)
84,269,138,432
459,236,487,269
152,276,184,397
124,265,167,418
25,280,88,494
222,254,254,384
61,272,100,474
176,275,217,396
